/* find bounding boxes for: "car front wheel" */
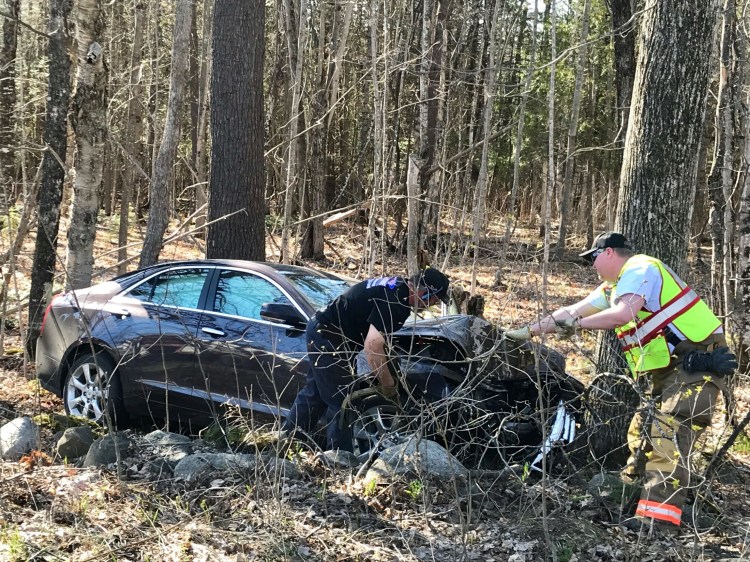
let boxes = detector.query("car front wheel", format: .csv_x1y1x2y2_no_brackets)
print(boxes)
63,352,127,426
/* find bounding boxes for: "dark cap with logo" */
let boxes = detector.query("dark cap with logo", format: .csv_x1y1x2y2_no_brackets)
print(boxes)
411,268,450,304
579,231,633,259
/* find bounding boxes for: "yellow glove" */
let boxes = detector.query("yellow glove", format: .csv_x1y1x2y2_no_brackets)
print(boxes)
377,384,398,400
505,326,532,341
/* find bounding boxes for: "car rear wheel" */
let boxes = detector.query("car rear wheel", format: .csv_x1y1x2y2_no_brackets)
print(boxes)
63,352,127,426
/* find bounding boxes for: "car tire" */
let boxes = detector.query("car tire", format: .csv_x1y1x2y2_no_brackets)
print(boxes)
348,394,404,458
63,352,128,427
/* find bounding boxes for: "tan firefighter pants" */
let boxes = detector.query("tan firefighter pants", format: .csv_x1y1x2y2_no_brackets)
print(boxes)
622,335,726,526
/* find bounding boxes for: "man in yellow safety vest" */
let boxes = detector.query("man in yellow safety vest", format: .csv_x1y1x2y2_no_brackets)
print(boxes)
506,231,736,536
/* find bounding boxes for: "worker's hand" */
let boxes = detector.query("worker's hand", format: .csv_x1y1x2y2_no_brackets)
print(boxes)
554,317,579,339
376,384,398,400
505,326,532,341
683,346,737,375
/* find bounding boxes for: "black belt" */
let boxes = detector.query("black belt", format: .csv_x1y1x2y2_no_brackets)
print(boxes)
663,326,682,347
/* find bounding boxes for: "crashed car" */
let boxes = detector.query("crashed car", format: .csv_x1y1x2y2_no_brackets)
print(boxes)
347,315,586,469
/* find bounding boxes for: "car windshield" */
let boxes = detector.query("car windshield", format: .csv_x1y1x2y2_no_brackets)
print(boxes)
282,272,353,309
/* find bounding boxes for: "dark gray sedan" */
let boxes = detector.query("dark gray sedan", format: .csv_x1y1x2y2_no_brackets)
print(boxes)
35,260,352,429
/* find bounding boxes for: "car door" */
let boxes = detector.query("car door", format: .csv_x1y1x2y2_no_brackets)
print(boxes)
193,268,309,422
103,266,212,421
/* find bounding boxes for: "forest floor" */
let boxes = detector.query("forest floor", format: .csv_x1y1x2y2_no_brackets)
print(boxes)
1,215,750,561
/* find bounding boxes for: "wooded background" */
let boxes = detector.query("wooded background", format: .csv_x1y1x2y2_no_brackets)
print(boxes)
1,0,749,368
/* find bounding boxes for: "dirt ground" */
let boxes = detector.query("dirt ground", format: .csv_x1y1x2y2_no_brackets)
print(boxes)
1,218,750,561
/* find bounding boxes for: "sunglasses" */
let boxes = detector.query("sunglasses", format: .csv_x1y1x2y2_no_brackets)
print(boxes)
590,248,605,263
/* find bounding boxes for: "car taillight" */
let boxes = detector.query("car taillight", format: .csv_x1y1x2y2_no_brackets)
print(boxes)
39,294,63,336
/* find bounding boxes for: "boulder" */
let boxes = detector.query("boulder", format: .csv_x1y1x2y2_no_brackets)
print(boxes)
0,416,38,460
364,438,467,485
56,426,96,460
83,433,133,467
173,453,257,483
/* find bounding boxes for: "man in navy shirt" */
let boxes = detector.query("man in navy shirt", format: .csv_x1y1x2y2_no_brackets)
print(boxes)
283,268,450,452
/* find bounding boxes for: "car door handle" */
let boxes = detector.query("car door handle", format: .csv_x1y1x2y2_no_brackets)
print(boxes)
201,327,226,337
109,308,131,319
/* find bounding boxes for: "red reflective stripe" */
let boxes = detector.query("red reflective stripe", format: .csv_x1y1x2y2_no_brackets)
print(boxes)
635,499,682,526
620,296,701,352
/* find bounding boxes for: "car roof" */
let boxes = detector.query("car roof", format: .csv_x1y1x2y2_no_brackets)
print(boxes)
114,259,345,281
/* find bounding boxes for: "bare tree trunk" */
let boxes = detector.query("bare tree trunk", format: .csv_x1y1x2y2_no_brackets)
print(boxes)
504,0,538,252
65,0,108,289
470,0,504,294
707,0,736,316
139,0,192,267
555,0,590,260
542,0,556,267
206,0,265,260
0,0,19,213
27,0,72,354
194,0,212,234
118,0,147,274
280,0,307,263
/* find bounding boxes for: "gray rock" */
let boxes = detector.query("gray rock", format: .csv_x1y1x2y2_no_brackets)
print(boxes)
364,438,467,485
173,453,257,483
56,426,96,460
141,430,192,463
262,455,302,480
0,417,38,460
319,450,360,469
142,430,193,446
83,433,133,467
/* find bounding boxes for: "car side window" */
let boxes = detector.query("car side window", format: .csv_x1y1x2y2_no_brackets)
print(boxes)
127,268,209,309
214,270,292,320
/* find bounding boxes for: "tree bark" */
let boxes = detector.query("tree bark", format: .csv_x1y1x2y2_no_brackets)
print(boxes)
27,0,73,354
206,0,265,260
139,0,192,267
65,0,108,289
0,0,19,212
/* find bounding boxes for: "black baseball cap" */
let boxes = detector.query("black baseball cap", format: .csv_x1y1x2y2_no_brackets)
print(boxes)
579,231,632,259
411,268,450,304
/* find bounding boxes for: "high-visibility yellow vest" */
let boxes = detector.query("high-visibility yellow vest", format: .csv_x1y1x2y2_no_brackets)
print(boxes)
610,255,721,375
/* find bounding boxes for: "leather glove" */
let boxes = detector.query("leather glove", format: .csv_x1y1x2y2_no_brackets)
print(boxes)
554,317,579,339
505,326,532,341
683,346,738,376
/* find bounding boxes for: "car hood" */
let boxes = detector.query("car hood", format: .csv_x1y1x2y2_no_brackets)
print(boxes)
392,314,566,377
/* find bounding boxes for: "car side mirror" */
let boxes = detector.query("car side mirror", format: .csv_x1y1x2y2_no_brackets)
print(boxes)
260,303,307,330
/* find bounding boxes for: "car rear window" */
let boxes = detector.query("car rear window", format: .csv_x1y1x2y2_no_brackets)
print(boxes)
282,273,353,310
127,268,209,309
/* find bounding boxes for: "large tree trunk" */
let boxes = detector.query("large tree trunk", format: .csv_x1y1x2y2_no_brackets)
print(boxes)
206,0,265,260
27,0,73,354
139,0,192,267
66,0,108,289
0,0,19,213
591,0,719,467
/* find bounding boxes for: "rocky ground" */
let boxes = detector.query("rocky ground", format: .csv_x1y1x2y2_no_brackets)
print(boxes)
2,326,750,562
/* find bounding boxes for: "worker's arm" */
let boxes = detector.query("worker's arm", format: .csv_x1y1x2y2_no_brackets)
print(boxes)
577,293,644,330
363,324,396,388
